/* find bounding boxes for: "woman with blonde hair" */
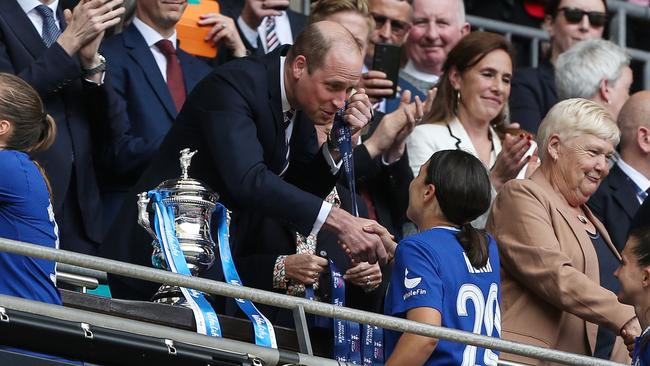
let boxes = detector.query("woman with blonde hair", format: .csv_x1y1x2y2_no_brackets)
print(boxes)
488,98,639,364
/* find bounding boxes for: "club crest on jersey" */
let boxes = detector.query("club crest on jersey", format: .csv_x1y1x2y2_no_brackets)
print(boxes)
403,268,426,300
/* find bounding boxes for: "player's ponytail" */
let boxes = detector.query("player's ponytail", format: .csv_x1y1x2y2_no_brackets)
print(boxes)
424,150,492,268
0,73,56,198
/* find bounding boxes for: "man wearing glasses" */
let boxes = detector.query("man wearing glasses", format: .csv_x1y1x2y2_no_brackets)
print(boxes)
358,0,413,110
509,0,607,134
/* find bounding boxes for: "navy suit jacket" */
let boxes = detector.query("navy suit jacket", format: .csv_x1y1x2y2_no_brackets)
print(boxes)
632,197,650,231
509,60,557,134
588,163,642,251
100,24,213,186
0,1,123,243
102,46,338,300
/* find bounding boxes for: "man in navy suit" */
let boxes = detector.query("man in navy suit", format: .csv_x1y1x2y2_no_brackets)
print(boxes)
0,0,125,255
103,21,388,301
99,0,219,228
589,91,650,251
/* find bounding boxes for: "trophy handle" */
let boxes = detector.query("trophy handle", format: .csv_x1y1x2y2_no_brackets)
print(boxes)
137,192,158,241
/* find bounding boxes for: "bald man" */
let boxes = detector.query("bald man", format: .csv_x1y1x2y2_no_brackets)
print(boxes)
588,91,650,252
102,21,389,300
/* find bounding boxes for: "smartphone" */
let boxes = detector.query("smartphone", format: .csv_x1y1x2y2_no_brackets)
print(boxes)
372,43,402,99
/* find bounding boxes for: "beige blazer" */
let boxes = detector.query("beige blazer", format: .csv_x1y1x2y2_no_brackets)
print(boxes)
487,171,635,365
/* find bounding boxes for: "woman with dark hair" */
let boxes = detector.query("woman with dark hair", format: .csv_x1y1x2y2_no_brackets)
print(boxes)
509,0,607,133
615,226,650,366
406,31,533,227
367,149,501,366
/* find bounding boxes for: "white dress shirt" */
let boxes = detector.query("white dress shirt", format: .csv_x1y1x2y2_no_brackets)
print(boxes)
237,11,293,52
17,0,60,37
618,158,650,203
132,17,178,83
279,57,341,236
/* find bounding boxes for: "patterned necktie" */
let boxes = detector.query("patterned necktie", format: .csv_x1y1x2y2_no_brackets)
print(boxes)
155,39,186,113
279,109,295,176
35,5,61,48
264,16,279,53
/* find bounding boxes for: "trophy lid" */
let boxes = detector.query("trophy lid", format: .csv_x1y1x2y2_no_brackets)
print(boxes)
155,149,219,204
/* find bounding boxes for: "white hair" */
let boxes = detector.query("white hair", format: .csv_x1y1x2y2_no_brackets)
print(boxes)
412,0,465,26
555,39,630,101
537,98,620,162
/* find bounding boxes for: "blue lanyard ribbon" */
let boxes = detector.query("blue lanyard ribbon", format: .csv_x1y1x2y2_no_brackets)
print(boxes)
331,104,384,365
148,190,222,337
214,204,277,348
332,105,359,216
329,260,362,364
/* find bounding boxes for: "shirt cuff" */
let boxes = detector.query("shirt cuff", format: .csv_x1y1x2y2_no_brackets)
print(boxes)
237,16,259,49
273,255,289,290
310,201,332,237
322,144,342,174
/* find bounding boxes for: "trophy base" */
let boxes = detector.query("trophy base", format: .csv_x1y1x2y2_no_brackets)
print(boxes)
151,284,214,308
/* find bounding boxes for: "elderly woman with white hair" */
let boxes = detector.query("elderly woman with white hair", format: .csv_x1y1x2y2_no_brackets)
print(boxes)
555,38,632,120
487,98,639,364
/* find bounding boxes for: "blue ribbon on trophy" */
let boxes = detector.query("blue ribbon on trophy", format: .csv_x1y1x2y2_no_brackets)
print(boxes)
148,190,222,337
214,204,278,348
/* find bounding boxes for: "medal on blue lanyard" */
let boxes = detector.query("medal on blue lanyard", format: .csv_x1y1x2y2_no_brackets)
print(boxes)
148,190,222,337
214,204,278,348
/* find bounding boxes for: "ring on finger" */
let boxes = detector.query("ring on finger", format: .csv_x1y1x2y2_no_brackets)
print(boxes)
365,275,371,286
221,23,227,29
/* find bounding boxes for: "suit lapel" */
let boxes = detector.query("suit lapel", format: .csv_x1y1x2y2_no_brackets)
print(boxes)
123,24,177,118
531,173,599,277
265,46,289,173
0,1,47,59
609,165,641,219
178,49,204,93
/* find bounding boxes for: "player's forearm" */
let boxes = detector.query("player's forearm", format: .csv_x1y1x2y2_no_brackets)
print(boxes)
385,333,437,366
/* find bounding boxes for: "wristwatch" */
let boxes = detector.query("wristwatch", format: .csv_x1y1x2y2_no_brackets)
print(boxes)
82,54,107,77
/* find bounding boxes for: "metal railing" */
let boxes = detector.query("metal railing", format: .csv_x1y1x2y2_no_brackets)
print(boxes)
470,0,650,89
0,237,627,366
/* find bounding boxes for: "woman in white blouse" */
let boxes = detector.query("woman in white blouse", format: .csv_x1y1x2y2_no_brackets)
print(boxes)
407,32,534,197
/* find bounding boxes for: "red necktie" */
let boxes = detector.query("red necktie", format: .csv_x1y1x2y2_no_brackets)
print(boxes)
156,39,186,113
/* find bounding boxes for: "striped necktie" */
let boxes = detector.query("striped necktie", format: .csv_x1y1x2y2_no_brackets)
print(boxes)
279,109,295,176
35,5,61,48
264,16,279,53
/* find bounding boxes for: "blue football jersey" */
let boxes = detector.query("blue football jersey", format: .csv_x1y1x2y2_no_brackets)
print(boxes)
385,227,501,366
0,150,60,305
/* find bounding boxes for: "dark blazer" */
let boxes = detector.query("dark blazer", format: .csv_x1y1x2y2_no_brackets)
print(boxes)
350,111,413,238
102,46,338,301
509,60,557,134
219,0,306,57
237,183,385,325
99,24,212,182
0,1,123,244
632,197,650,231
588,164,642,252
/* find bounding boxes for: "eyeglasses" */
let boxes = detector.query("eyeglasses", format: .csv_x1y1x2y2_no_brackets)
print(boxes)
372,13,411,37
558,7,607,27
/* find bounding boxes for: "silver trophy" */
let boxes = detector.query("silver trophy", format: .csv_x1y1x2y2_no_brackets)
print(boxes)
138,148,219,306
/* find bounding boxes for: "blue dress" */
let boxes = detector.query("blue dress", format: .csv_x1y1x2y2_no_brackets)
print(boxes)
384,227,501,365
0,150,60,304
